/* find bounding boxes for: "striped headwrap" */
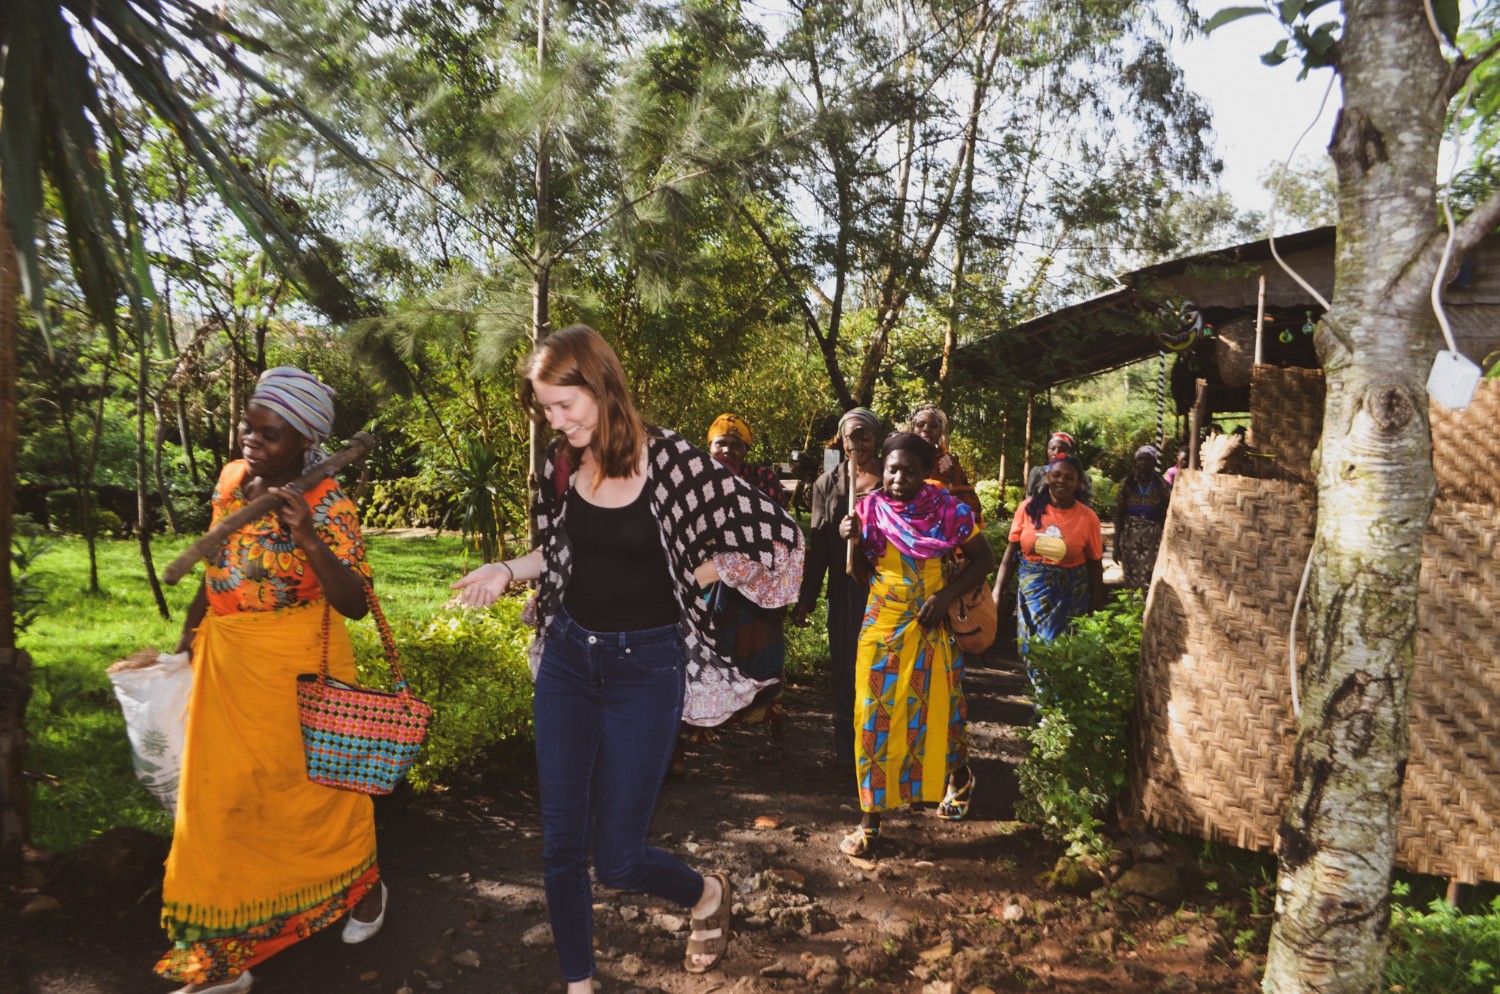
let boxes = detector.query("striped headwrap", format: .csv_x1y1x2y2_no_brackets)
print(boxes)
836,406,881,441
249,366,337,470
906,402,947,438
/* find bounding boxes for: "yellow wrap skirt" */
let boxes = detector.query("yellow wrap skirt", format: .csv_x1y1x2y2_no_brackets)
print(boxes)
853,545,967,812
156,600,379,983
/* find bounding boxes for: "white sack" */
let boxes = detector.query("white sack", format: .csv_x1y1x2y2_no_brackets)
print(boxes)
107,648,191,813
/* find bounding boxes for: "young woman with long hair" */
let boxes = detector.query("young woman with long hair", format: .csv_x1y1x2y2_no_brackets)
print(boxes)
450,325,803,992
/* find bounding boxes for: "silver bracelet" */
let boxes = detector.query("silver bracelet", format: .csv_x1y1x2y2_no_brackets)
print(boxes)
494,561,515,587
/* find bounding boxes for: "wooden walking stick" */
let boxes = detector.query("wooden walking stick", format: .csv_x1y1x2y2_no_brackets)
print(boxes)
163,432,378,585
845,451,859,577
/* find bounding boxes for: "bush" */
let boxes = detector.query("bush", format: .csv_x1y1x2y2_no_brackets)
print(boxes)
1386,895,1500,994
1016,591,1143,858
157,494,211,535
349,598,535,788
784,600,829,681
93,509,125,538
45,489,97,534
362,477,453,530
975,478,1028,523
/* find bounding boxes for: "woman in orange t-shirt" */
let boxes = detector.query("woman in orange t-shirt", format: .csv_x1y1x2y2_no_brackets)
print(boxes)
990,455,1104,662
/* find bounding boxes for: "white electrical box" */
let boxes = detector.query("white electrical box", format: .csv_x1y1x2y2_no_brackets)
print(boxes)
1427,349,1482,411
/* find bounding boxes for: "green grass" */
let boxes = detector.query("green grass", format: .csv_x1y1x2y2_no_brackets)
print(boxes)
22,533,469,851
23,531,855,852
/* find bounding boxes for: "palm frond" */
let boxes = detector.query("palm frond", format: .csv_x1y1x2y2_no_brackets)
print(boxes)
1,0,381,349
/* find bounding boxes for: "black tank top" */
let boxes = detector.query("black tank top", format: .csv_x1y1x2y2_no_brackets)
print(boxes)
563,483,680,631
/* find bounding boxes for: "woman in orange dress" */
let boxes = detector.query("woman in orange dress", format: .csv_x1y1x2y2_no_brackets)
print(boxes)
157,368,383,993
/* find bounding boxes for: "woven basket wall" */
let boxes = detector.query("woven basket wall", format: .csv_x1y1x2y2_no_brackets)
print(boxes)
1431,378,1500,505
1247,365,1325,483
1250,367,1500,498
1135,472,1306,855
1136,473,1500,882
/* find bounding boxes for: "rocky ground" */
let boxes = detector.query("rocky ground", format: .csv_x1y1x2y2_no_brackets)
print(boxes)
8,649,1272,994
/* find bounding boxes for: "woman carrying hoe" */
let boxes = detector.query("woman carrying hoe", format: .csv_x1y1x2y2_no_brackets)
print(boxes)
450,325,804,991
157,367,384,994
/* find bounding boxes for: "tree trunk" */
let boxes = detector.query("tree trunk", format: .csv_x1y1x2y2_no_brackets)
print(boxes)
0,190,30,882
527,0,552,550
1021,395,1033,483
136,332,171,620
1262,4,1450,992
83,360,113,594
227,352,242,461
153,397,180,535
177,389,199,487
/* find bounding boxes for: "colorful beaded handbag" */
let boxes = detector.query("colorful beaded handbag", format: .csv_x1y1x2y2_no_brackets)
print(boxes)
297,585,432,795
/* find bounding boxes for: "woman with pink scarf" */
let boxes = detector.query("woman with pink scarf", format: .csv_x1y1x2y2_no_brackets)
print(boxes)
835,432,995,856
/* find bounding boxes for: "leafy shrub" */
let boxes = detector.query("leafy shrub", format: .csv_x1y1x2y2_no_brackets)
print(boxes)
784,600,829,680
1386,896,1500,994
362,477,453,530
157,494,211,534
974,478,1028,523
45,489,99,534
443,436,508,563
349,597,535,788
93,509,125,537
974,478,1001,516
12,530,54,635
1016,592,1143,858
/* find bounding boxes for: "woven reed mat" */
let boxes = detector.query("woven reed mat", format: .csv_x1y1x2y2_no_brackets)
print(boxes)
1432,377,1500,505
1135,473,1500,882
1250,367,1499,494
1247,365,1324,483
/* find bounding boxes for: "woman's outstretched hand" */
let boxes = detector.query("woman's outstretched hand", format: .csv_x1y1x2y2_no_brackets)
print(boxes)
451,562,512,609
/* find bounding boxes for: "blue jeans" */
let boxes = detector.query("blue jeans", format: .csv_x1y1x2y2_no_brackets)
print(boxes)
534,604,704,982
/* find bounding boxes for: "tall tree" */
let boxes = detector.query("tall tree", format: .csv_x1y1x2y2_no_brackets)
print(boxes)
757,0,1217,410
257,0,784,540
0,0,372,877
1207,2,1500,992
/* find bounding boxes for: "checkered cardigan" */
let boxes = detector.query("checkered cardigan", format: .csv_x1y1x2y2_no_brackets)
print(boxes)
529,429,805,725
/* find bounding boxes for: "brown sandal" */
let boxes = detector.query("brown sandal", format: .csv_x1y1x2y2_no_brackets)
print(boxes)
683,871,732,974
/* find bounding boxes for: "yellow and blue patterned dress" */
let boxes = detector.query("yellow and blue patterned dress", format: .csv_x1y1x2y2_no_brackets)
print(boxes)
852,484,974,813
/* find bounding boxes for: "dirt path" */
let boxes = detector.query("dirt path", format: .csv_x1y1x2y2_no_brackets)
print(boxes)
15,649,1265,994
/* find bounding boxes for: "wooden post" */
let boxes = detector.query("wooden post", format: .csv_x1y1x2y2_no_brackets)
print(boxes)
1254,274,1267,366
845,453,859,576
1022,395,1034,484
997,414,1008,492
1189,379,1209,470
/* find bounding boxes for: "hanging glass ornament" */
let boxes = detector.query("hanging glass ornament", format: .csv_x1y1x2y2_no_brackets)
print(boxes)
1302,311,1316,336
1279,328,1295,344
